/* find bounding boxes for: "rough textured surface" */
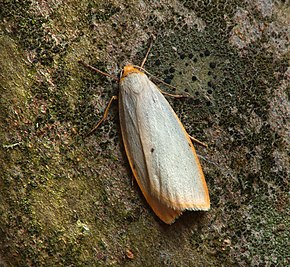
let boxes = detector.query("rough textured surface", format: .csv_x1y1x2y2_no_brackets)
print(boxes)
0,0,289,266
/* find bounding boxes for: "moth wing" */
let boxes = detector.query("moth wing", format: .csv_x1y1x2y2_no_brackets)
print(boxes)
119,73,209,222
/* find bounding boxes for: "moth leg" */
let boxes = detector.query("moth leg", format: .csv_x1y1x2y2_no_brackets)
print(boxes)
86,95,118,136
188,135,208,148
160,90,190,98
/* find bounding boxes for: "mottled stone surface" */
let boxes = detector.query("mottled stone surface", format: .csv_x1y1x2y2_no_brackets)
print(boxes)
0,1,289,266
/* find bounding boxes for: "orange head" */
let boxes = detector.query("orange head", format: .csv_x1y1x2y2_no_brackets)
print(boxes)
121,65,143,80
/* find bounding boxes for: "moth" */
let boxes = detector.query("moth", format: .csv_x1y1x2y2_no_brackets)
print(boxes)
81,45,210,224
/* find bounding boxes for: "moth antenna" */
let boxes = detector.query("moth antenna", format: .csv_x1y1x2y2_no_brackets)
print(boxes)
140,36,154,68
